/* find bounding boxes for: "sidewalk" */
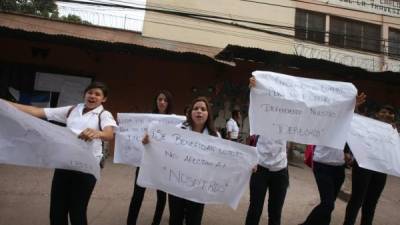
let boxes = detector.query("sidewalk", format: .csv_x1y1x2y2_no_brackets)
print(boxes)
1,157,399,225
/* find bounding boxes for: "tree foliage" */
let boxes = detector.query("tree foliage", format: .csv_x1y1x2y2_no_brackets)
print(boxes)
0,0,90,24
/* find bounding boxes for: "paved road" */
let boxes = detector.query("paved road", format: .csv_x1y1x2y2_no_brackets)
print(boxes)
1,158,399,225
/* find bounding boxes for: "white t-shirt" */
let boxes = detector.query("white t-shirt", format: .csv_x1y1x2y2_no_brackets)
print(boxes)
313,145,344,166
44,103,117,162
257,136,287,171
226,118,239,139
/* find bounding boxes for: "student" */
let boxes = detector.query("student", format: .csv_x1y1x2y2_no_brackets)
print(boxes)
299,145,347,225
300,94,366,225
245,77,289,225
142,96,219,225
343,104,396,225
226,109,241,141
4,81,117,225
127,90,173,225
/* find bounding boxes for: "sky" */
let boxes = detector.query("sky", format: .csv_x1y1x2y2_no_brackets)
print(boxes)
56,0,147,32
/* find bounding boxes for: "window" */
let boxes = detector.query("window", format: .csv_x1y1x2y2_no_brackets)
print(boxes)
329,17,381,53
295,10,326,43
389,28,400,59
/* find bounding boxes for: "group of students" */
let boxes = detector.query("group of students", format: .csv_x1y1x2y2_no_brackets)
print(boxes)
3,76,397,225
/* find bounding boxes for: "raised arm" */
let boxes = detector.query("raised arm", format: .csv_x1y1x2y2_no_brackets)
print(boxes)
4,100,46,118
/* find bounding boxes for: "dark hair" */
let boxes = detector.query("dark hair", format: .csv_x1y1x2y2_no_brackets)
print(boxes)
183,104,190,116
376,104,395,114
152,90,173,114
232,109,241,119
84,81,109,97
185,96,218,136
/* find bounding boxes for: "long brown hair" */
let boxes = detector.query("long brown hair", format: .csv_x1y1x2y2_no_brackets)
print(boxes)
152,90,173,114
185,97,218,137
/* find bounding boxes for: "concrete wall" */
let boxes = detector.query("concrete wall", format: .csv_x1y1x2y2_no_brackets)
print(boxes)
142,0,400,72
143,0,295,52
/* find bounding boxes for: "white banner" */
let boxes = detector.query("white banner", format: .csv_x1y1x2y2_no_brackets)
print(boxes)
114,113,185,166
347,114,400,177
137,123,258,209
249,71,357,149
0,100,100,179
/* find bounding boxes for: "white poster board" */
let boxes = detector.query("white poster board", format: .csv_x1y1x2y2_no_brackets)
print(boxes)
0,100,100,179
114,113,185,166
249,71,357,149
137,123,258,209
347,114,400,177
34,72,92,106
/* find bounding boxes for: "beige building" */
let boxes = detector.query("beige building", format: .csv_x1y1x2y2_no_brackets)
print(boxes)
143,0,400,72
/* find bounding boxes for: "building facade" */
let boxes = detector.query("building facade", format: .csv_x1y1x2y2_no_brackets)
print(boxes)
142,0,400,72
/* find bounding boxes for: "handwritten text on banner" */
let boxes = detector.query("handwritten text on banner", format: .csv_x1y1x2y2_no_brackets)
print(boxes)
249,71,357,149
0,100,100,179
114,113,185,166
347,114,400,177
137,123,258,209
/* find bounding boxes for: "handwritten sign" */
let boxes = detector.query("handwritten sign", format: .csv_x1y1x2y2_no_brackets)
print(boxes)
137,123,258,209
114,113,185,166
0,100,100,179
347,114,400,177
249,71,357,149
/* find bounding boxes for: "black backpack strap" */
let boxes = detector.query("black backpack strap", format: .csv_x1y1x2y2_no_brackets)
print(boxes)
98,109,107,169
98,109,105,131
66,105,77,119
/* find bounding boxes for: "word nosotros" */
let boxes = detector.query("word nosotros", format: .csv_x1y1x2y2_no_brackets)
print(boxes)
169,168,228,193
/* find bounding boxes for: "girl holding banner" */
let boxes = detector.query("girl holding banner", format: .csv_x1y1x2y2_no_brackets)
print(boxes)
245,77,289,225
127,90,173,225
343,105,396,225
142,96,219,225
3,81,117,225
299,94,366,225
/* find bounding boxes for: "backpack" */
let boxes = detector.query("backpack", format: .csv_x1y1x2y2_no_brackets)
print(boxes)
248,135,259,147
304,145,315,168
66,105,107,169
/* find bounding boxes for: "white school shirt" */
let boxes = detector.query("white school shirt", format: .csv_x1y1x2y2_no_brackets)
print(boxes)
44,103,117,163
313,145,344,166
226,118,239,139
257,136,287,171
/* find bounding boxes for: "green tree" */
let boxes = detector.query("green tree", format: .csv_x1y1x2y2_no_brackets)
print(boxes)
0,0,89,24
60,14,91,25
0,0,18,11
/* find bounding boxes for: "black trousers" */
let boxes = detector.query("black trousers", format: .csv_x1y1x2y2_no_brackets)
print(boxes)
343,163,387,225
245,166,289,225
127,167,166,225
301,162,345,225
168,194,204,225
50,169,96,225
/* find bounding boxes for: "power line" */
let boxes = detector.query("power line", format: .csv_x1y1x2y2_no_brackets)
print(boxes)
56,0,400,45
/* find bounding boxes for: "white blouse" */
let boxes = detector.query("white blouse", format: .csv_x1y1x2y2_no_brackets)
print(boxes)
44,103,117,162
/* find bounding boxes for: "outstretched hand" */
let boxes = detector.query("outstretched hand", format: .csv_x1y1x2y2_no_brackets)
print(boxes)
249,76,256,88
356,92,366,107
